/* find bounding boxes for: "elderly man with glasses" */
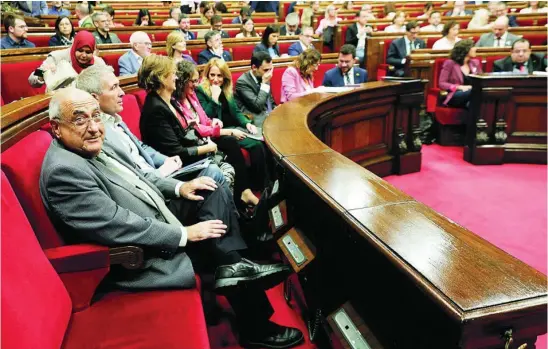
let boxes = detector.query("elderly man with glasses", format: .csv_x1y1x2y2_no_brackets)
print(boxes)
118,31,152,76
287,26,316,56
91,11,121,44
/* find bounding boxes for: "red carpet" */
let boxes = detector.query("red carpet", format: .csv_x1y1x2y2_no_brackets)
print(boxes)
386,144,547,348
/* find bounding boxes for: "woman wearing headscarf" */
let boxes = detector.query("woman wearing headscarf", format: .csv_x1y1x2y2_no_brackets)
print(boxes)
29,31,105,88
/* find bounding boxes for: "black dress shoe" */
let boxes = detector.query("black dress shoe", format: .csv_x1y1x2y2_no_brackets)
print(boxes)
240,324,304,349
214,258,290,294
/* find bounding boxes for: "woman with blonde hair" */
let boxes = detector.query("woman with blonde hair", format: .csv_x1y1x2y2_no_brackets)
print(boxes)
315,4,342,35
281,49,321,103
384,11,406,33
195,58,271,208
468,8,493,30
166,31,196,64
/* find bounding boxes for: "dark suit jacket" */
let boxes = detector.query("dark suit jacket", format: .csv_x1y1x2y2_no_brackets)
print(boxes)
219,30,230,39
493,54,548,74
253,43,281,58
197,49,233,65
322,66,368,87
386,37,426,68
234,70,277,127
250,1,278,13
508,15,519,27
279,26,302,36
345,23,371,47
40,139,195,290
140,91,204,165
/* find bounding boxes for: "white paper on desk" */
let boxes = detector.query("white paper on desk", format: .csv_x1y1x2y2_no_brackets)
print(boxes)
312,86,358,93
532,71,548,76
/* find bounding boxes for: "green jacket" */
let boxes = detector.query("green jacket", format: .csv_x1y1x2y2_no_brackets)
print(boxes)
80,16,95,29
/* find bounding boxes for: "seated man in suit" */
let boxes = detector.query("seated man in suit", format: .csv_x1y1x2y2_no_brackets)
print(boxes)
177,14,196,41
280,12,302,36
476,17,520,47
91,11,121,44
323,44,368,87
250,1,278,13
198,30,233,64
345,9,373,64
444,0,473,16
0,14,36,49
41,87,304,349
118,32,151,76
211,15,230,38
287,26,316,56
235,51,277,127
386,21,426,77
494,39,548,73
493,1,519,27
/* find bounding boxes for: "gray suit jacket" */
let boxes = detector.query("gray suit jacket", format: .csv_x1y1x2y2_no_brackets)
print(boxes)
40,139,195,290
234,71,276,128
118,51,141,76
475,32,521,47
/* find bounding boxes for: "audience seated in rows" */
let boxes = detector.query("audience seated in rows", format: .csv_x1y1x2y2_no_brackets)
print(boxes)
281,49,321,103
445,0,473,16
520,0,548,13
195,59,271,205
387,21,426,77
199,3,216,25
166,31,196,65
346,9,373,63
493,38,548,73
92,11,122,45
48,16,75,47
323,44,368,87
438,39,481,109
29,31,105,90
417,2,435,19
41,84,304,349
288,26,316,56
235,51,277,127
360,3,377,20
135,9,155,26
433,21,462,50
280,12,302,36
476,17,520,47
236,18,260,38
254,25,282,58
211,15,230,39
384,11,407,33
421,11,443,32
75,3,94,28
163,6,182,27
118,32,151,76
468,8,493,30
49,0,70,16
1,14,35,49
198,31,233,65
232,6,253,24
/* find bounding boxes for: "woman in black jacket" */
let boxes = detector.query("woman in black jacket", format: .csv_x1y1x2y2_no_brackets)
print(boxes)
48,16,75,47
252,25,281,58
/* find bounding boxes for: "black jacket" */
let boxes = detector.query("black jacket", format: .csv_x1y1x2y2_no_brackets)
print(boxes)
345,23,371,47
493,54,547,73
386,37,426,68
140,91,204,165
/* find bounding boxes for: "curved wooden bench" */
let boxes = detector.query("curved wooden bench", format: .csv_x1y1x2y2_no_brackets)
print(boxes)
263,83,547,348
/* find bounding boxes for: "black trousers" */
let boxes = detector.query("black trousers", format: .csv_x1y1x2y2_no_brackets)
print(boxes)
215,136,253,205
168,184,275,329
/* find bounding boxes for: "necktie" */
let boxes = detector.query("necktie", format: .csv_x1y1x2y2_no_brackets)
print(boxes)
96,151,182,226
496,37,501,47
519,64,526,73
345,73,351,85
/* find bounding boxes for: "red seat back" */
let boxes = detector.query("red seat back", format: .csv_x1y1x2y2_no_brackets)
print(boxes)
484,55,506,72
231,70,246,92
382,39,395,64
278,42,293,55
101,53,122,76
524,33,547,46
0,61,46,103
1,131,61,248
271,66,287,105
153,32,170,42
27,34,52,47
117,32,132,43
1,171,72,349
119,94,142,139
314,63,336,87
232,44,256,61
132,89,148,110
254,17,276,24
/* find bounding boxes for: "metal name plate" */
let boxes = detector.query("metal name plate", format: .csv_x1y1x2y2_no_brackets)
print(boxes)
334,308,371,349
271,179,280,195
281,234,307,266
270,205,285,229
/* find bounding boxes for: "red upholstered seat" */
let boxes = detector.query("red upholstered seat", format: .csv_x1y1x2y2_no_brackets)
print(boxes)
116,32,132,43
377,38,395,79
101,53,122,76
484,55,506,72
232,43,256,61
524,33,547,46
153,31,170,42
278,42,292,55
132,89,148,110
27,34,52,47
341,26,349,45
1,130,62,248
434,107,469,125
119,94,142,139
254,17,276,24
271,66,287,105
314,63,336,87
1,171,72,349
0,60,46,103
226,28,241,38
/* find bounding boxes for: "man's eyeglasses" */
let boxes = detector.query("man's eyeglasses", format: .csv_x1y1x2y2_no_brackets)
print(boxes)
60,115,103,129
137,42,153,47
15,25,28,29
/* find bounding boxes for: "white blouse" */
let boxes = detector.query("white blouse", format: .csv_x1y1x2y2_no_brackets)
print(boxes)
384,25,406,33
432,37,462,50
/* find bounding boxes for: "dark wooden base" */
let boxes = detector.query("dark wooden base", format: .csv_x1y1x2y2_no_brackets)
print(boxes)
397,152,422,175
437,124,465,146
464,145,547,165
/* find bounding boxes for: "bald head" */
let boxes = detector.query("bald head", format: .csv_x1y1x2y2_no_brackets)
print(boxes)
493,16,509,38
129,31,152,57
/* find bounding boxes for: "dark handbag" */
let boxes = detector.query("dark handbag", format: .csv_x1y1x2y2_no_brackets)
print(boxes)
322,26,334,46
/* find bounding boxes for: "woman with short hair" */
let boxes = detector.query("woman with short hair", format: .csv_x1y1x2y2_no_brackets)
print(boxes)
281,49,321,103
166,31,196,64
433,21,462,50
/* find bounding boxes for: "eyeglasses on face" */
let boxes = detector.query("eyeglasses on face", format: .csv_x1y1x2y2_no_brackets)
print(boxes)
137,42,153,47
60,115,103,129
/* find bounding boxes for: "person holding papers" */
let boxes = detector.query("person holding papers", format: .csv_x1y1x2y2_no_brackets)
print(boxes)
281,49,321,102
323,45,368,87
191,59,272,208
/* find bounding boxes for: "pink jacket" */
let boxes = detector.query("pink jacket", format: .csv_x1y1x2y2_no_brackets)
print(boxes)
281,66,314,103
438,58,482,105
176,92,221,138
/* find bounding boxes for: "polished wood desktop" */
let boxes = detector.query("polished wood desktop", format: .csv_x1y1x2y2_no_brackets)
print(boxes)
264,82,547,348
465,74,547,165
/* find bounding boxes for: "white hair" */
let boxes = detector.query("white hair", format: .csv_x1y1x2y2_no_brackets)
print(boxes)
49,87,94,120
129,31,150,45
76,3,89,15
75,64,115,95
285,12,299,26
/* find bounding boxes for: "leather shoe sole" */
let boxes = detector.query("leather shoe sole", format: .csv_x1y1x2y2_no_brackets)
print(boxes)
214,265,290,294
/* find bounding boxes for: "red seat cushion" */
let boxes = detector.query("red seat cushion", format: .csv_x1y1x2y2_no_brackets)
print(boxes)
524,33,547,46
484,55,506,72
101,53,122,77
1,130,61,248
278,42,292,55
119,94,142,139
254,17,276,24
132,89,148,110
1,171,72,349
232,44,256,61
435,107,468,125
0,60,46,103
153,32,170,42
63,289,210,349
314,63,336,87
271,66,287,105
116,32,132,43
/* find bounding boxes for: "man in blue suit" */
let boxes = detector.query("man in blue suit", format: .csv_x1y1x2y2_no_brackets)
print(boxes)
250,1,278,13
118,32,152,76
287,26,316,56
198,31,233,65
322,45,368,87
